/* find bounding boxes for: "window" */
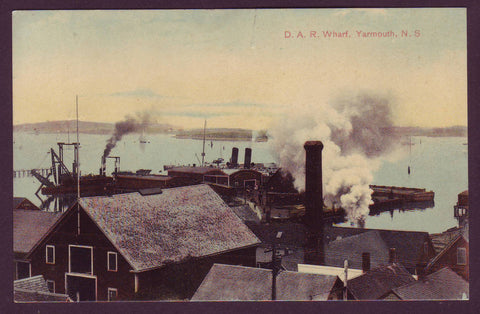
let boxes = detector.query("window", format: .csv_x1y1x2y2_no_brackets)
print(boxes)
46,245,55,264
69,245,93,274
108,288,117,301
457,247,467,265
107,252,117,272
46,280,55,293
16,261,31,280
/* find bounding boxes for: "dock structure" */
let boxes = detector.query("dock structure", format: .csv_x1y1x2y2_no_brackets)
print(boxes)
13,168,52,178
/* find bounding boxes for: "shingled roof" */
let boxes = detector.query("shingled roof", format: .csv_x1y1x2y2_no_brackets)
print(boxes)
347,263,415,300
14,275,72,302
14,210,63,257
191,263,342,301
324,226,432,273
391,267,469,300
325,230,390,270
79,184,261,272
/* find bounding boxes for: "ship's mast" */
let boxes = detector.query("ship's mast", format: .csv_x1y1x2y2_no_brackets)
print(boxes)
76,95,80,199
201,120,206,167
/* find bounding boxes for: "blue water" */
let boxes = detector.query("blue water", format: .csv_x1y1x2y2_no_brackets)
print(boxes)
13,132,467,234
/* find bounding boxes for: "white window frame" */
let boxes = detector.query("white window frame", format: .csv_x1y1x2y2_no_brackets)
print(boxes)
46,279,55,293
457,247,467,265
46,245,55,264
107,251,118,272
107,287,118,301
68,244,94,275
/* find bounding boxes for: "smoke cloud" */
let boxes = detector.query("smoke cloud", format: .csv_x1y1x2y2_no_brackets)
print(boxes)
103,111,156,159
270,90,398,224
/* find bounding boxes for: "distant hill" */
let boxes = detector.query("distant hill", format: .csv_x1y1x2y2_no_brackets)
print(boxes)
388,126,467,137
13,120,180,135
175,128,253,141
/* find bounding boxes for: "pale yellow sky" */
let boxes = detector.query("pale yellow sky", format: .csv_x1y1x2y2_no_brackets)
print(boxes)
13,9,467,129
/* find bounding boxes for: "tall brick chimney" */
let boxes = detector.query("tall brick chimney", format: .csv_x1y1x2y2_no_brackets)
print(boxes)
304,141,325,265
304,141,324,227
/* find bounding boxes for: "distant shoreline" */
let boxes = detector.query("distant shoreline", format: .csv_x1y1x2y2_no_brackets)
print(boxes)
13,121,467,138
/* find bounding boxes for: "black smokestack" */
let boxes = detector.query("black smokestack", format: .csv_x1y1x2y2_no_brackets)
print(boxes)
244,148,252,169
304,141,324,227
231,147,239,166
304,141,325,266
100,156,106,176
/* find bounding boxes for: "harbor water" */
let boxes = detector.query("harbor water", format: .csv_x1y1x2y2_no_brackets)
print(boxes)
13,132,468,234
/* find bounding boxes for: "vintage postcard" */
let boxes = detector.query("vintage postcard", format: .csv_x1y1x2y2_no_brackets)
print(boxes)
12,9,468,302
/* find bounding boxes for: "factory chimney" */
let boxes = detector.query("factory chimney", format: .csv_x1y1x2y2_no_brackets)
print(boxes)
304,141,325,265
230,147,239,167
304,141,324,227
244,148,252,169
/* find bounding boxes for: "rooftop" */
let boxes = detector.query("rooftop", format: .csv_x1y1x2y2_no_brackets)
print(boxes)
14,210,63,255
191,263,341,301
347,263,415,300
79,184,261,272
391,267,469,300
14,275,71,302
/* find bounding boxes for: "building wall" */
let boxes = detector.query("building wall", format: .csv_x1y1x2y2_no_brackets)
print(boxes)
427,237,469,281
28,208,135,301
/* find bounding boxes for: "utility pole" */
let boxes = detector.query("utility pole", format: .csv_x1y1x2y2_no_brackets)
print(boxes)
343,259,348,301
271,231,282,300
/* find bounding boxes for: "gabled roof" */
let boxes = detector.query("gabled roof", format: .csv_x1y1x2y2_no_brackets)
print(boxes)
14,275,72,302
13,197,39,210
14,210,63,255
13,197,27,209
347,263,415,300
79,184,261,272
391,267,469,300
325,230,390,270
426,229,469,272
324,226,432,272
430,227,462,254
191,263,341,301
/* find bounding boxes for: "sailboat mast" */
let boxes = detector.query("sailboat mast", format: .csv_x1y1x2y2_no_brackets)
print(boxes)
201,120,206,167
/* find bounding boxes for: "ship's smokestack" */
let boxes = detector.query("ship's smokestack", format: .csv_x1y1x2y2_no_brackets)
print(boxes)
231,147,239,166
100,156,106,176
244,148,252,169
304,141,324,227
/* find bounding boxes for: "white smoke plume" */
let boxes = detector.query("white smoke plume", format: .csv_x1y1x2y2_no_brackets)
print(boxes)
270,91,398,223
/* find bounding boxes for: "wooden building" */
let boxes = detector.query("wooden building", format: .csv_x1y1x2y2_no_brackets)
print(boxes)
14,209,63,280
425,225,469,281
24,184,260,301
